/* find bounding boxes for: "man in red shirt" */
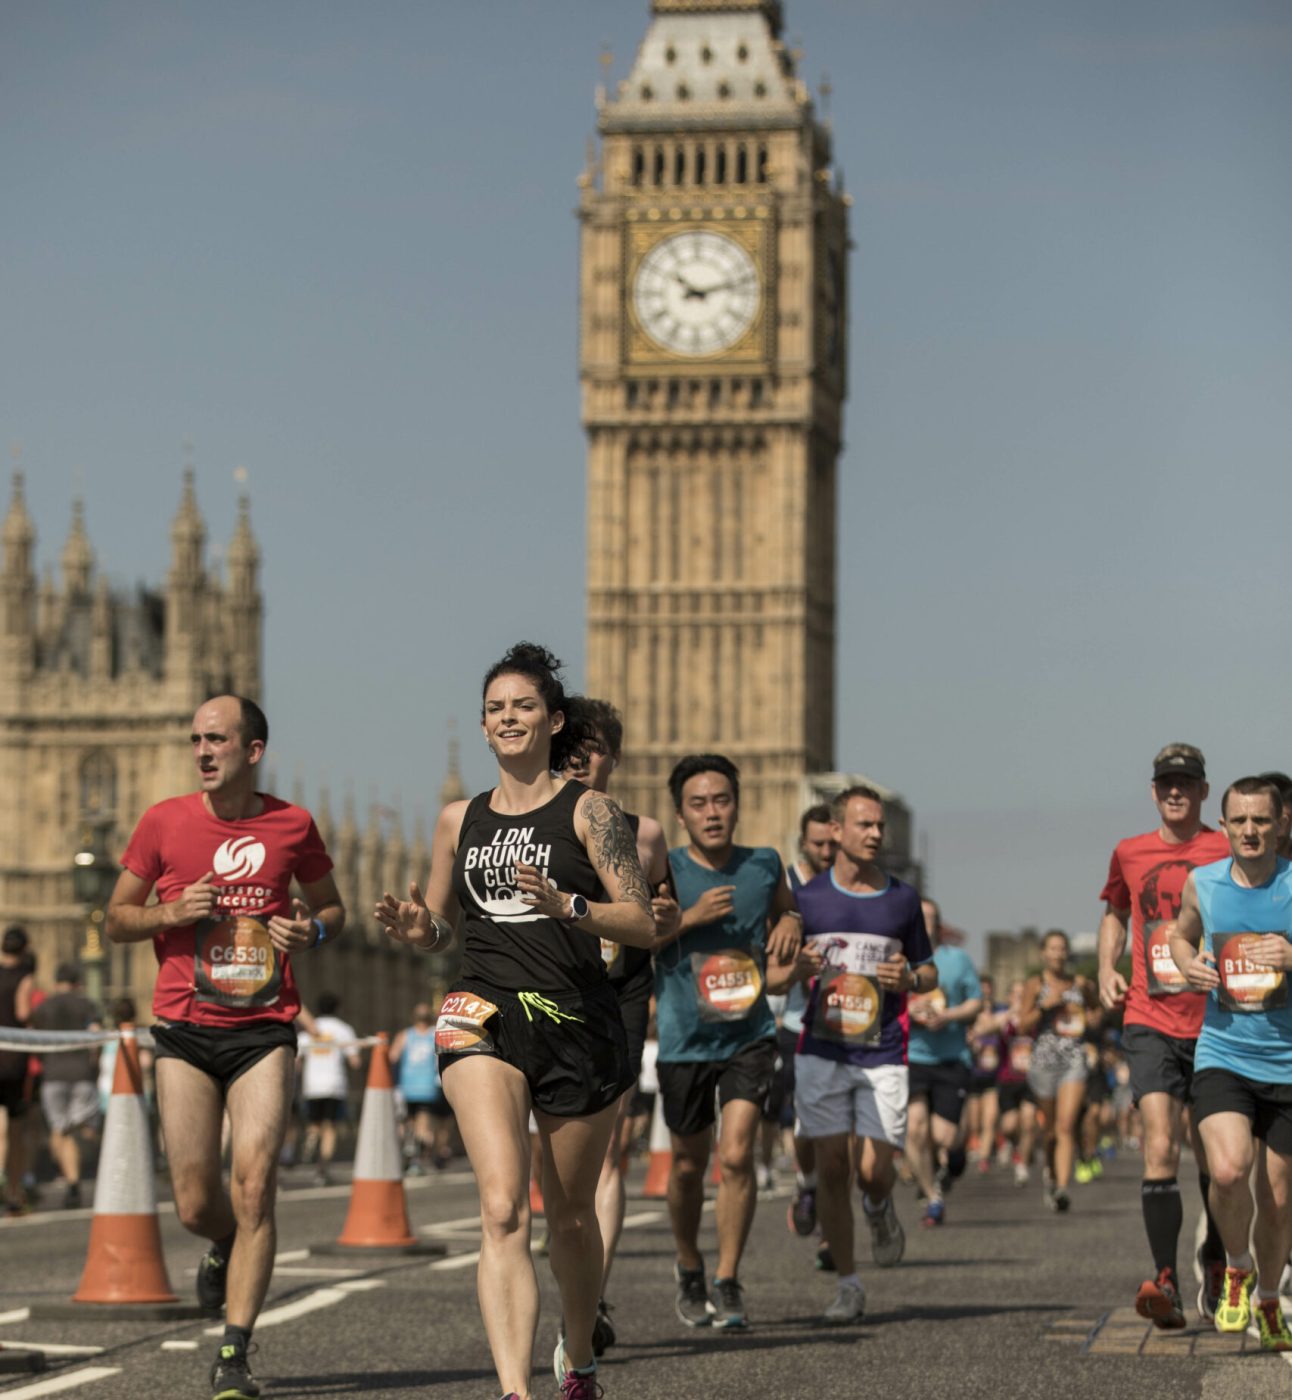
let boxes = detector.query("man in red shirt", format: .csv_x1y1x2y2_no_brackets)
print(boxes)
107,695,344,1400
1097,743,1227,1329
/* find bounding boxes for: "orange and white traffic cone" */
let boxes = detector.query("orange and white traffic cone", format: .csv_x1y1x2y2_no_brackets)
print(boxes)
32,1027,202,1320
324,1034,439,1254
642,1093,672,1199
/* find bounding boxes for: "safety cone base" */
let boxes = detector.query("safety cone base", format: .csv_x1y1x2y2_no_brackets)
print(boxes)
0,1348,47,1374
29,1300,207,1321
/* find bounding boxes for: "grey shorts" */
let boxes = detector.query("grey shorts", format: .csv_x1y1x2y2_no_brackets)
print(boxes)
41,1079,101,1134
1026,1036,1088,1100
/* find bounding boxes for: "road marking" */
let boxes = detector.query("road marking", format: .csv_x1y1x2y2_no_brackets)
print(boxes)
0,1343,104,1356
418,1213,488,1235
275,1248,311,1263
430,1251,482,1271
622,1211,664,1227
272,1265,364,1278
337,1279,386,1292
204,1287,350,1335
0,1307,31,1324
161,1340,199,1350
0,1368,121,1398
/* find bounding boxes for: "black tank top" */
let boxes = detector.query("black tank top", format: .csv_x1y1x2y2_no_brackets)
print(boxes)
0,963,28,1080
452,780,607,993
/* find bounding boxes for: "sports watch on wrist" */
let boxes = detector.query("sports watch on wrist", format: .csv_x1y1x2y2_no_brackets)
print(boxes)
564,894,590,923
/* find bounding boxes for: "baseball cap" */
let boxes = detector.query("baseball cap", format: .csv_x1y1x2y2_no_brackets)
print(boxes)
1153,747,1205,783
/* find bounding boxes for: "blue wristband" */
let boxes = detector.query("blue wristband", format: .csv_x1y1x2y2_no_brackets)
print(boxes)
310,918,326,949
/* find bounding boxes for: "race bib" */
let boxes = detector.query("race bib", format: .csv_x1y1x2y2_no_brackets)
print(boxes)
1216,934,1289,1013
194,916,281,1008
435,991,500,1054
810,968,884,1046
691,950,763,1023
1144,919,1190,996
1008,1037,1033,1073
908,987,947,1026
976,1041,1000,1073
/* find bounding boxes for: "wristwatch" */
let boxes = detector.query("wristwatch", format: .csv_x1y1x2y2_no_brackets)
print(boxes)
564,894,590,923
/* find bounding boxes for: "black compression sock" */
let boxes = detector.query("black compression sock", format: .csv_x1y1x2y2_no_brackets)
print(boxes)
214,1230,236,1262
1198,1172,1224,1261
1141,1177,1182,1281
222,1324,251,1355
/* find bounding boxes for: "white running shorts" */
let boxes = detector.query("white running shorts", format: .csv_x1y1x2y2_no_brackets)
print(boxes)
793,1054,908,1146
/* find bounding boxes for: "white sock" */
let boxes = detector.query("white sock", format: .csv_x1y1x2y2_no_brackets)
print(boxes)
838,1272,861,1289
1256,1286,1280,1302
797,1171,817,1190
1226,1251,1254,1272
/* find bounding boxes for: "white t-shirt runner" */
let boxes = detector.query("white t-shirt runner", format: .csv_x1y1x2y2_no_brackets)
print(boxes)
298,1014,357,1101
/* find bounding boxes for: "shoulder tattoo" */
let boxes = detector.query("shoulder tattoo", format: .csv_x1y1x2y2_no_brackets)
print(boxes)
582,793,651,912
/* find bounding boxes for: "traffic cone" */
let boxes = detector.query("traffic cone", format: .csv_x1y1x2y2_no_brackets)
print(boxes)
642,1093,672,1199
31,1027,202,1319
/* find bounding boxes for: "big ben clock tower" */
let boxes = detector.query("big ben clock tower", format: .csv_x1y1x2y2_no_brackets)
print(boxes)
579,0,849,849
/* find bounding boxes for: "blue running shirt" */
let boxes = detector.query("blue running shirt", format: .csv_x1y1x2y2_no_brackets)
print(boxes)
1194,856,1292,1083
656,845,783,1064
780,863,813,1036
795,869,932,1069
908,944,981,1068
398,1026,441,1101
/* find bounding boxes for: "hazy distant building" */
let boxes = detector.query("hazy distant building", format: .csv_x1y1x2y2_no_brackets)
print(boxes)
0,471,444,1029
580,0,850,848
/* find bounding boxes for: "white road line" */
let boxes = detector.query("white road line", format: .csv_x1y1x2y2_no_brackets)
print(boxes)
161,1340,199,1350
0,1368,121,1399
275,1248,311,1263
418,1213,487,1234
337,1279,386,1292
0,1343,103,1356
0,1307,31,1324
271,1266,363,1278
430,1251,482,1271
621,1211,664,1227
203,1287,350,1336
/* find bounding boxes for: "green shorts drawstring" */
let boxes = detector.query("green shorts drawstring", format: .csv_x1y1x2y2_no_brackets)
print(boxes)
517,991,585,1026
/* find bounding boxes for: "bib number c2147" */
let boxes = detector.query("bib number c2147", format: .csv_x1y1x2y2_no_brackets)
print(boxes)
194,916,282,1009
810,968,884,1046
1216,933,1289,1013
435,991,500,1054
691,950,763,1023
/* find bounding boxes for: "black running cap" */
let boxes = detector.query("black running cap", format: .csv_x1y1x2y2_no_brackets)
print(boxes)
1153,753,1205,782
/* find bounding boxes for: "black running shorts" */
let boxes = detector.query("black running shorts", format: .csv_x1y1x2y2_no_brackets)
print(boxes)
614,967,652,1084
996,1080,1033,1114
1121,1023,1196,1106
151,1020,297,1092
0,1076,28,1119
1191,1068,1292,1155
907,1060,972,1126
658,1037,778,1138
438,980,631,1119
305,1097,345,1124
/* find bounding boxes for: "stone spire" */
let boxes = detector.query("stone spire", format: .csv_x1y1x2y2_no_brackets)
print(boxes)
168,469,206,583
224,492,262,699
61,499,95,597
439,729,467,806
226,494,259,596
89,576,112,677
2,473,35,579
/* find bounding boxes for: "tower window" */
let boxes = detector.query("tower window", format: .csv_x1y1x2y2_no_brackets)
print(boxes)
631,146,644,185
754,80,767,98
653,145,665,184
737,43,749,62
695,145,706,184
736,144,748,183
717,81,731,99
716,146,727,184
700,45,713,64
674,145,685,183
665,45,676,64
667,380,681,408
641,84,653,100
676,83,689,101
757,143,768,182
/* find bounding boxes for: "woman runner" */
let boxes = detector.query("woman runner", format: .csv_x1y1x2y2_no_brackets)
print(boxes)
376,643,654,1400
1020,929,1100,1212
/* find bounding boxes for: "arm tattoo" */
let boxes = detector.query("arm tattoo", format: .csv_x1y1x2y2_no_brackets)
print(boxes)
582,794,652,913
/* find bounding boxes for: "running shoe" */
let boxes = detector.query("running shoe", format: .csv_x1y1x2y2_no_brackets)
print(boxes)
1088,1157,1104,1180
1214,1265,1255,1333
591,1299,616,1356
866,1194,905,1268
1042,1178,1058,1211
196,1246,229,1314
1134,1269,1186,1330
552,1338,603,1400
1196,1246,1224,1322
709,1276,749,1331
976,1157,992,1175
674,1262,712,1328
789,1185,817,1237
815,1242,836,1272
1013,1162,1029,1188
1254,1296,1292,1352
755,1162,773,1193
1074,1160,1093,1185
209,1345,259,1400
823,1278,865,1325
921,1199,945,1229
1053,1189,1071,1214
935,1163,952,1197
64,1181,82,1209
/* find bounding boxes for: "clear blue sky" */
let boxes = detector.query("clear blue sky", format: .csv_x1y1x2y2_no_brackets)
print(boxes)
4,1,1290,956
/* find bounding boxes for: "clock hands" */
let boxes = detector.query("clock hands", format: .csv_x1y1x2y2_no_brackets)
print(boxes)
670,270,756,300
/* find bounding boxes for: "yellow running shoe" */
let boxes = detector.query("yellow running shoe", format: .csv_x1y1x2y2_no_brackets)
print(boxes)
1213,1266,1255,1333
1254,1296,1292,1352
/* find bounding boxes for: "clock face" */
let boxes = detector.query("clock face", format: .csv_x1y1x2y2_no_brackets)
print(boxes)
632,230,760,357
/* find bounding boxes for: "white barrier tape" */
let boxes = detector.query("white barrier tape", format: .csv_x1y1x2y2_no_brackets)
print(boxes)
0,1029,381,1053
0,1029,155,1053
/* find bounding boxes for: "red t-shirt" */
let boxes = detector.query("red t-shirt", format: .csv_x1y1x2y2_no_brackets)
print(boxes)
1099,826,1230,1039
121,793,333,1027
